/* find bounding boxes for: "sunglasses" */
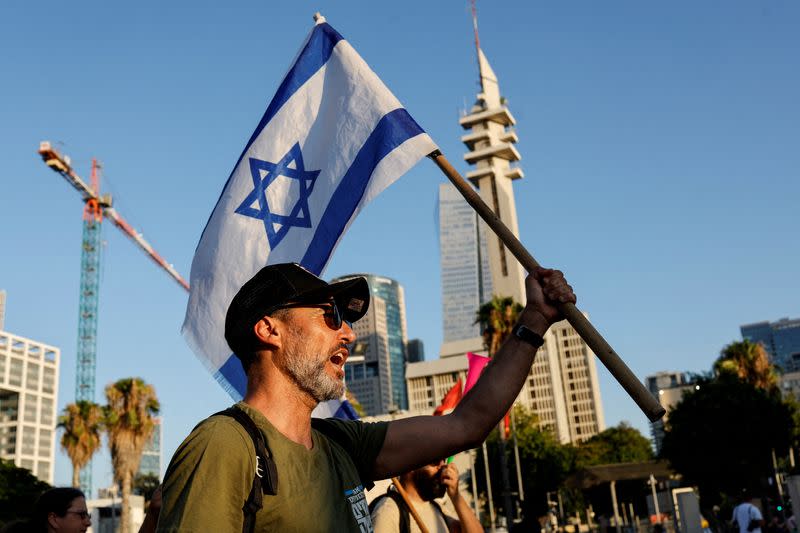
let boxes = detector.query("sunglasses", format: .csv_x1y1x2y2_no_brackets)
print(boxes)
66,510,91,520
270,300,351,331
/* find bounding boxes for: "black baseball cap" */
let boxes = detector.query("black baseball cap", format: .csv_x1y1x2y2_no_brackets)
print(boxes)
224,263,370,356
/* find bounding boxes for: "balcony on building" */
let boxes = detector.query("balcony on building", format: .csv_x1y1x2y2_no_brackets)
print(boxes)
459,106,516,129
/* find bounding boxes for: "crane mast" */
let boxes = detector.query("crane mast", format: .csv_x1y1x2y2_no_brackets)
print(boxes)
38,141,189,494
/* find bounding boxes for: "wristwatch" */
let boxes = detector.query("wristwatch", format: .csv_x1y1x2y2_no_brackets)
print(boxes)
512,324,544,348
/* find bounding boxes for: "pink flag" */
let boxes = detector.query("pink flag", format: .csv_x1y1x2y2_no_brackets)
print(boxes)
464,352,491,393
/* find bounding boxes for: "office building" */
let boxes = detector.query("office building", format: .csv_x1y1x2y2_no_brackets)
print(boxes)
741,317,800,372
137,417,162,478
438,182,493,353
0,328,59,484
334,273,409,415
407,316,605,443
646,371,696,454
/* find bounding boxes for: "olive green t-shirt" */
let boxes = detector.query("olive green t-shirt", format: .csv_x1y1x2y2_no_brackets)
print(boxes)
158,402,389,532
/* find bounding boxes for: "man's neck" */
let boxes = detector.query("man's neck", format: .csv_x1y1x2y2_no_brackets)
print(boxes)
243,362,317,449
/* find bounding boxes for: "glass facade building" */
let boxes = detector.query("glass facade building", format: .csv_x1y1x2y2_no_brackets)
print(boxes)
437,182,493,344
742,317,800,372
333,273,409,412
137,417,162,478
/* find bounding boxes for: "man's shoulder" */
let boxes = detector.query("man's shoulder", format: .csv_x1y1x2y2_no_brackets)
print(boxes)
312,417,389,444
178,409,255,454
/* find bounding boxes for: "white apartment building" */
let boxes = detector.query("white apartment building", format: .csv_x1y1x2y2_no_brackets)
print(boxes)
408,317,605,443
0,329,60,484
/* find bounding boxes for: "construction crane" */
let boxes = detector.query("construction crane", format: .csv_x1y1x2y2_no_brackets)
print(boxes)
38,141,189,493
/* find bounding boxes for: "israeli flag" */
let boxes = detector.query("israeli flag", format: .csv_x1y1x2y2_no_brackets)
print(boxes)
182,15,437,417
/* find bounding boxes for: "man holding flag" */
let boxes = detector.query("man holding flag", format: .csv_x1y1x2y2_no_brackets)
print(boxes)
158,15,577,533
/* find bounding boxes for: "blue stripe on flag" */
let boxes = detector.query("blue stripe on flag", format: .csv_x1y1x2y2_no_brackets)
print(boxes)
301,108,426,274
334,400,360,421
195,23,343,252
243,23,343,159
216,353,248,399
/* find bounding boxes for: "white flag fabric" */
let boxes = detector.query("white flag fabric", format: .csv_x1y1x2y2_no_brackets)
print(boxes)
182,16,437,411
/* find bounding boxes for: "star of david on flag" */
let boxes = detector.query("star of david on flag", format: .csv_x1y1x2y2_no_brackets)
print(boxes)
182,15,437,418
235,143,320,249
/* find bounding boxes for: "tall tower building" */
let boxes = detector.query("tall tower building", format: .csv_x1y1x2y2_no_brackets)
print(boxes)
459,43,526,304
429,19,605,442
741,317,800,372
333,274,409,414
438,183,493,352
0,328,60,484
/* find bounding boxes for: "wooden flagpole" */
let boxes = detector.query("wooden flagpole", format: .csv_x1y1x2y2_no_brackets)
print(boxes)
428,150,666,422
391,477,431,533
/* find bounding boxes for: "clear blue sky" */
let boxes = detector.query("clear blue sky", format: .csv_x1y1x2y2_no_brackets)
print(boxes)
1,1,798,490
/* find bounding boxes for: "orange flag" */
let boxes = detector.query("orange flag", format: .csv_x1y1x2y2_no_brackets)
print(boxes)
433,378,463,416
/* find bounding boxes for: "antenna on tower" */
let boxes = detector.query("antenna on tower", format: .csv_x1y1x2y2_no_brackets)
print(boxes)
470,0,481,87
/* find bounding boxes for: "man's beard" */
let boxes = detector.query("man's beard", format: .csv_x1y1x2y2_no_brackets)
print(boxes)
282,334,344,403
413,468,446,502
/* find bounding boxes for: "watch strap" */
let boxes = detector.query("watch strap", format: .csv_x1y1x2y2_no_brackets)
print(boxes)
512,324,544,348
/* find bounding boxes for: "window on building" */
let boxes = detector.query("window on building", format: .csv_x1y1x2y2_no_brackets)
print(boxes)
26,364,40,390
42,368,55,394
9,358,23,387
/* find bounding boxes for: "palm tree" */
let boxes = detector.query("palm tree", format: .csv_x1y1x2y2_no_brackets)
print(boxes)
714,340,778,391
474,295,523,356
474,295,523,529
58,401,103,488
104,378,159,533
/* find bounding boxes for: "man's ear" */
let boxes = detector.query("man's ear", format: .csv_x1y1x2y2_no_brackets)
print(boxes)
253,316,282,350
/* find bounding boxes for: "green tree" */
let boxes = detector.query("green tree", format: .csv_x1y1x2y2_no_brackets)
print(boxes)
661,375,795,506
475,295,524,528
58,400,104,488
575,423,654,468
475,296,523,357
104,378,160,533
0,459,51,527
714,340,777,390
477,407,577,529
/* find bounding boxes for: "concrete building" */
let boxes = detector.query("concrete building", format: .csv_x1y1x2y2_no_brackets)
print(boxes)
137,417,162,479
438,182,493,355
334,273,409,415
741,317,800,372
407,316,605,443
646,371,696,454
88,493,145,533
0,329,59,484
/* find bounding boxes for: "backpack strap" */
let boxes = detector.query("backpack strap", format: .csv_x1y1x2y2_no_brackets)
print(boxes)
213,406,278,533
368,489,411,533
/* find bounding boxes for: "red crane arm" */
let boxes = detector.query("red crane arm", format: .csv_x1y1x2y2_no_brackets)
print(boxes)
38,141,190,292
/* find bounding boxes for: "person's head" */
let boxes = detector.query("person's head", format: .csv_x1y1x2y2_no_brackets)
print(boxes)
225,263,370,401
739,488,755,503
400,459,447,502
32,487,90,533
